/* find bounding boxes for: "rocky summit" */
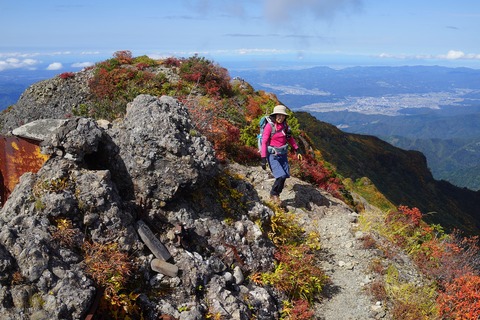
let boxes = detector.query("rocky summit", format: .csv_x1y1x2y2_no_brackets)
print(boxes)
0,92,405,319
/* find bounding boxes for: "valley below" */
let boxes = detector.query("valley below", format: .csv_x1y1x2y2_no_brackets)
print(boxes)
232,65,480,191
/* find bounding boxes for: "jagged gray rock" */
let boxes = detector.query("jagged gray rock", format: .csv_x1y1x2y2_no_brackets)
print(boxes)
41,117,104,161
11,119,67,142
0,169,97,320
0,94,280,319
107,94,217,202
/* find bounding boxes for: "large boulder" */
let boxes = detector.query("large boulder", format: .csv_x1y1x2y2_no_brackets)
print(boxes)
108,94,217,203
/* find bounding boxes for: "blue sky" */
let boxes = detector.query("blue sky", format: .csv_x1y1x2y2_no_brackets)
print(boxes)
1,0,480,72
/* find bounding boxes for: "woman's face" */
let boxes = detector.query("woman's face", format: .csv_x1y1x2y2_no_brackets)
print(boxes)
275,114,286,123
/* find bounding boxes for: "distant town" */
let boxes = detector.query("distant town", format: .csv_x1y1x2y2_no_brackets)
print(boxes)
258,86,474,116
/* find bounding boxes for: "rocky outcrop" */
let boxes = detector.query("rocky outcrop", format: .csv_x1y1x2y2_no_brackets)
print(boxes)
108,94,217,202
0,69,93,134
0,94,281,319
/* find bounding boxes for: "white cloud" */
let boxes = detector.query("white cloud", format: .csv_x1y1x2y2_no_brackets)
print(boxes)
378,50,480,61
445,50,465,59
439,50,480,60
236,48,287,55
71,62,94,68
52,51,72,56
0,58,39,71
0,52,40,59
46,62,63,70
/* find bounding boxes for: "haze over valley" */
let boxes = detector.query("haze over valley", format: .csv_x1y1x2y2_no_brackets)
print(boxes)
232,65,480,191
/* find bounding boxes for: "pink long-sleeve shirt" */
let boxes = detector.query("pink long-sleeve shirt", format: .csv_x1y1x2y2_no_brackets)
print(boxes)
261,121,299,158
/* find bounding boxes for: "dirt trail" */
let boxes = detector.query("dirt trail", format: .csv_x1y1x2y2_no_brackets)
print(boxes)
311,204,387,320
233,163,390,320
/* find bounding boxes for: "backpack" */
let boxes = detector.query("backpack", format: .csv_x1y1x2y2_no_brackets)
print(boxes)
257,115,275,153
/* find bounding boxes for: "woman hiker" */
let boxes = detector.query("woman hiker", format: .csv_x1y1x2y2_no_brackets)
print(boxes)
260,105,302,205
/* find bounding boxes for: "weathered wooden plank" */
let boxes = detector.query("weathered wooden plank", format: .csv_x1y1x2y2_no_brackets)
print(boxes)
136,220,172,261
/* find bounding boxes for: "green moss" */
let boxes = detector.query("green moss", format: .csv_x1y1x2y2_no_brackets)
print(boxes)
34,199,45,211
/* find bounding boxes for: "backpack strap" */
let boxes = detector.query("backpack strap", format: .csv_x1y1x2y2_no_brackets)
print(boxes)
266,116,276,137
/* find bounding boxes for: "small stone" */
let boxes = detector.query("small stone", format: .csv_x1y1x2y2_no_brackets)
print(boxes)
223,272,233,283
355,231,364,239
233,266,244,285
151,259,179,277
166,230,176,241
371,304,383,312
345,262,355,270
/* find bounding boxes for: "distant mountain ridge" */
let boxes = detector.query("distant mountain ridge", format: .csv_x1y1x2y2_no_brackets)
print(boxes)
231,65,480,191
295,111,480,235
231,65,480,105
383,135,480,191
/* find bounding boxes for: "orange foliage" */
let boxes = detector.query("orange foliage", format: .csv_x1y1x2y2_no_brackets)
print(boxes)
384,205,480,317
437,273,480,320
398,205,422,227
245,96,267,122
208,118,240,161
415,233,480,284
289,299,315,320
113,50,133,64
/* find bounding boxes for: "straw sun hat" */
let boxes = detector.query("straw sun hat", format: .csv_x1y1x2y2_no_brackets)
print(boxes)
270,105,289,116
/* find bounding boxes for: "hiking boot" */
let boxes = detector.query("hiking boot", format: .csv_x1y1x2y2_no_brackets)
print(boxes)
270,195,281,206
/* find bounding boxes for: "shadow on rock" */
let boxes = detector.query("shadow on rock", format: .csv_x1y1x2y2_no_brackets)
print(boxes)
84,132,134,200
286,183,331,210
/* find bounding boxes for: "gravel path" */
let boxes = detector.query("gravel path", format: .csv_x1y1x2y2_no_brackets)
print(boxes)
230,163,390,319
311,204,387,320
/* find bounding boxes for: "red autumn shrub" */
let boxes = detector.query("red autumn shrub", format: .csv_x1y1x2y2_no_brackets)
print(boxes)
386,205,422,228
289,153,345,200
415,231,480,284
179,55,232,97
385,206,423,241
399,205,422,226
135,62,150,70
289,299,315,320
244,96,263,121
162,57,181,67
437,273,480,320
58,72,75,80
89,64,155,101
113,50,133,64
207,118,240,161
